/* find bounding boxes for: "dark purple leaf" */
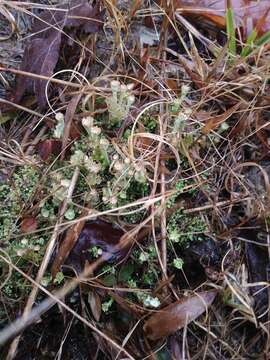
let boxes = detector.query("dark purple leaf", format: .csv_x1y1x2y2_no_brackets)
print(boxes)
65,219,125,273
37,139,62,161
13,0,104,109
51,215,87,277
14,8,66,109
66,0,105,33
52,219,125,275
242,225,269,313
21,216,38,233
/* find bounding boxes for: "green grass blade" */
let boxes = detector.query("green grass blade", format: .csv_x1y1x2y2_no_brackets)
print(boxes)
226,4,236,56
255,30,270,47
241,28,258,57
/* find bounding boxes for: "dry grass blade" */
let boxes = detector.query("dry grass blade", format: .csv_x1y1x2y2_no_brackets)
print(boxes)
0,4,16,40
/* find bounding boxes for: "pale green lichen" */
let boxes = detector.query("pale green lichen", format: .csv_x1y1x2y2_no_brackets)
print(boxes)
53,112,65,138
138,293,160,308
173,257,184,270
53,271,65,285
106,81,135,127
102,297,114,313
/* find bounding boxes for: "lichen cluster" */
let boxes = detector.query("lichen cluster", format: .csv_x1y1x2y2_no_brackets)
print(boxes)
0,81,210,312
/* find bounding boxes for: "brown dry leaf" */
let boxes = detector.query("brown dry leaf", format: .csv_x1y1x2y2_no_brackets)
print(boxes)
176,51,205,89
37,139,62,161
176,0,270,37
202,103,240,135
61,93,82,160
88,291,102,321
21,217,38,233
165,78,179,94
189,34,208,81
51,216,86,278
144,290,217,340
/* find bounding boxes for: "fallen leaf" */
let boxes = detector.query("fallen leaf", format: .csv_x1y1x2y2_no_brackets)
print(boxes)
165,78,179,94
14,9,65,109
61,93,82,160
21,217,38,233
144,290,217,340
66,0,105,33
37,139,62,161
88,291,102,321
13,0,104,109
52,219,124,276
176,1,270,38
169,49,205,89
243,225,269,312
51,215,87,277
169,336,184,360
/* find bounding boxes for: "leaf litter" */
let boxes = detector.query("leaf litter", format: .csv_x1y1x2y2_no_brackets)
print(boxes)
1,0,270,359
12,0,104,109
177,0,270,36
144,290,217,340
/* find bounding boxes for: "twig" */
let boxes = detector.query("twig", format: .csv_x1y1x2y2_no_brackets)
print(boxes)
159,8,169,278
183,197,252,214
61,93,82,160
0,98,54,122
160,122,167,277
0,66,81,89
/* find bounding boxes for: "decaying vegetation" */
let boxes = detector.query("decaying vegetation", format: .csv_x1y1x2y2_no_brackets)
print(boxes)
1,0,270,359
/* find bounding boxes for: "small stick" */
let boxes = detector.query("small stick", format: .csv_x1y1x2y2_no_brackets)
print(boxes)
183,197,252,214
0,98,54,122
159,12,169,278
0,66,82,89
160,123,167,277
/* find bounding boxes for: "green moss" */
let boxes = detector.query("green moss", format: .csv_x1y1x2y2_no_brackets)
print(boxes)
140,113,157,132
0,165,39,241
166,179,197,209
167,209,207,247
